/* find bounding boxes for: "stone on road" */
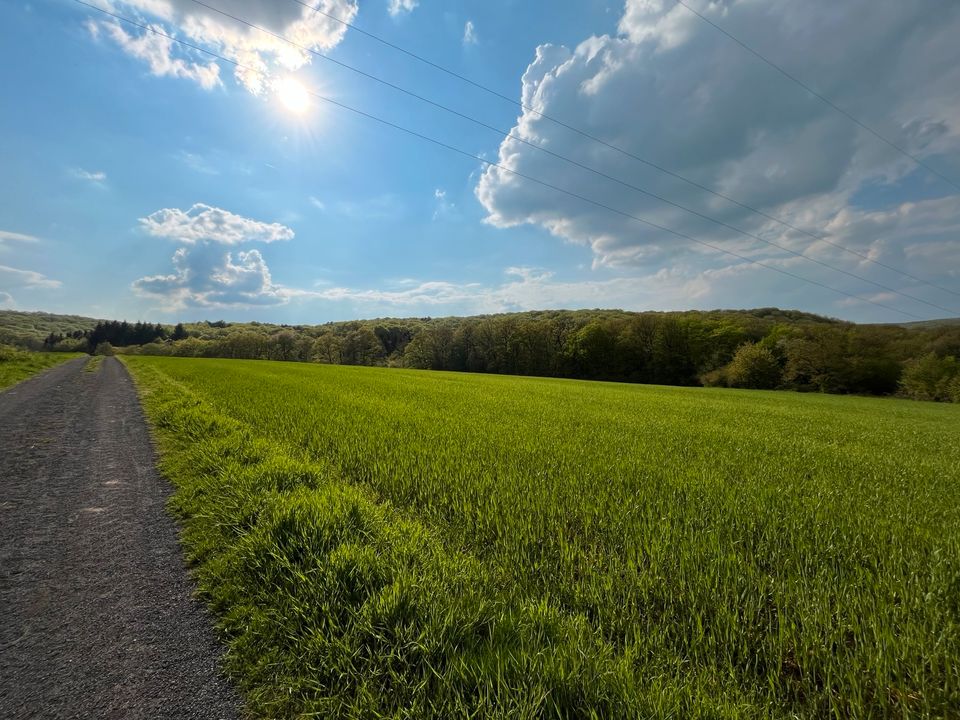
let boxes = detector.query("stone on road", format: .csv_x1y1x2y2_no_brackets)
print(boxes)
0,357,239,719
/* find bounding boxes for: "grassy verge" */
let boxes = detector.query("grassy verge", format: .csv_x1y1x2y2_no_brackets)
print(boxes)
125,360,672,718
84,355,104,373
0,345,84,390
125,356,960,718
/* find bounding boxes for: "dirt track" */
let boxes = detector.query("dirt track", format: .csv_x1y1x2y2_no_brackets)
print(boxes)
0,357,239,719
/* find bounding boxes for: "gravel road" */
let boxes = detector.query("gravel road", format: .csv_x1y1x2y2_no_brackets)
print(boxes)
0,357,240,719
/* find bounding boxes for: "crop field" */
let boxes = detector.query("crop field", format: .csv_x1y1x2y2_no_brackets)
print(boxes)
0,347,82,390
123,355,960,719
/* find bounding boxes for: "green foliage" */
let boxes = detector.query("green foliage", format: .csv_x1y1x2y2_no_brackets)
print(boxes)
84,355,104,373
126,356,960,718
899,353,959,402
951,374,960,403
698,366,728,387
8,308,960,401
0,310,100,349
0,344,82,389
725,343,782,389
127,309,960,400
781,327,905,395
341,327,385,366
94,341,115,356
312,331,344,364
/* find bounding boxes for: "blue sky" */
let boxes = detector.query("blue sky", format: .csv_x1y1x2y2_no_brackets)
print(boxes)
1,0,958,324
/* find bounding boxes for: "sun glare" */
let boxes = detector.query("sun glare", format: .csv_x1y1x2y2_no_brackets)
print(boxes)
276,77,309,115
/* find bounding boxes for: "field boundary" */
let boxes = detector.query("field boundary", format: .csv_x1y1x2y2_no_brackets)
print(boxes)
122,356,960,718
123,358,681,718
0,350,85,391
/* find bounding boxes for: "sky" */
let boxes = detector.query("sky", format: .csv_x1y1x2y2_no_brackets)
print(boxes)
1,0,959,325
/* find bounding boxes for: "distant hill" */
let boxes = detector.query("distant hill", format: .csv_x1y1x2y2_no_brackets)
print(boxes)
0,306,855,349
1,306,842,356
0,310,102,346
896,318,960,329
180,307,845,338
4,306,958,400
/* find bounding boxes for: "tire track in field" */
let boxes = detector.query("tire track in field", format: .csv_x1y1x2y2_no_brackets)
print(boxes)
0,357,239,719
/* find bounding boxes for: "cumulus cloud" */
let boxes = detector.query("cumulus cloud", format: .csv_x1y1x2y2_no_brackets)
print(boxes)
134,204,296,308
0,265,62,289
100,19,221,88
463,20,477,46
133,245,289,308
314,191,960,322
129,198,959,318
87,0,357,93
820,195,960,281
140,203,294,245
476,0,960,301
387,0,417,18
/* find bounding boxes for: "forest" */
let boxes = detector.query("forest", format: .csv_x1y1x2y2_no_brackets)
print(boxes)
40,320,182,352
5,308,956,402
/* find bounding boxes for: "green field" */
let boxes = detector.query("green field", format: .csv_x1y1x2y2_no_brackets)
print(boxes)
124,356,960,718
0,346,82,390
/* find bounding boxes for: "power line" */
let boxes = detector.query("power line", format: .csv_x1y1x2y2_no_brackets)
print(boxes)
282,0,960,301
73,0,925,320
178,0,958,317
674,0,960,194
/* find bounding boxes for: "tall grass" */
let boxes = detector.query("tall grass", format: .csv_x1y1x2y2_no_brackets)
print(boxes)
0,345,82,390
125,356,960,718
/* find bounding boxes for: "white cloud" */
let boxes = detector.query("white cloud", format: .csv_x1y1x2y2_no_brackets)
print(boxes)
0,291,14,308
309,196,326,211
463,20,477,45
0,265,62,289
72,168,107,183
476,0,960,301
310,265,723,316
387,0,417,18
88,0,357,93
100,20,221,88
819,195,960,281
312,192,960,322
0,230,40,245
432,187,454,220
133,245,289,308
133,204,297,308
130,196,960,318
140,203,294,245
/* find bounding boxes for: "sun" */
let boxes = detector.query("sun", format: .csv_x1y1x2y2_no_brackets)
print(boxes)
276,77,310,115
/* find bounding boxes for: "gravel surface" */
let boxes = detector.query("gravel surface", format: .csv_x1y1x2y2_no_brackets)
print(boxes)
0,357,240,719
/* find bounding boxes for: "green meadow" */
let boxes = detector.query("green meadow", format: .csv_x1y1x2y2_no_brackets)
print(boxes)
124,355,960,719
0,346,81,390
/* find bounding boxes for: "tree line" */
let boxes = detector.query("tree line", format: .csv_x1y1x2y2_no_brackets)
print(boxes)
43,320,188,353
98,309,960,403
